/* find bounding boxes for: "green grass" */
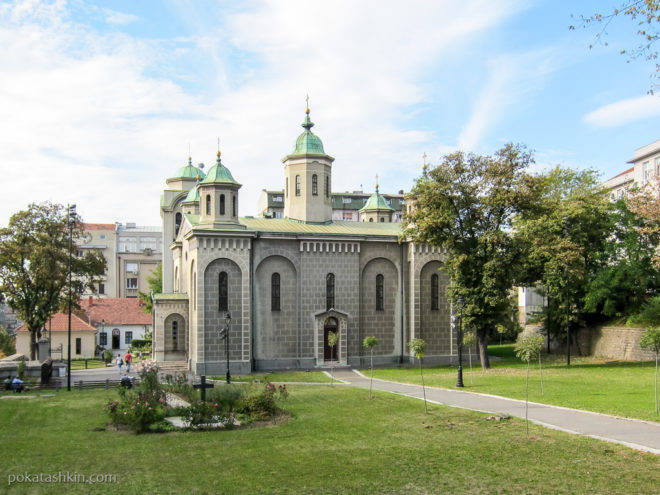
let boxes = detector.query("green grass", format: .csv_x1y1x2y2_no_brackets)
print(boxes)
211,371,332,383
370,344,660,422
1,387,659,494
69,359,107,371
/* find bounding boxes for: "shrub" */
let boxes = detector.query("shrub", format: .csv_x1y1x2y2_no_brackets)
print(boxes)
236,382,288,420
17,359,26,379
628,296,660,326
164,372,195,402
184,400,229,429
107,389,167,434
208,384,245,414
102,350,113,364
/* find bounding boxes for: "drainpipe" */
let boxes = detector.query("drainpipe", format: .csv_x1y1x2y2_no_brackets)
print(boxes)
250,233,258,372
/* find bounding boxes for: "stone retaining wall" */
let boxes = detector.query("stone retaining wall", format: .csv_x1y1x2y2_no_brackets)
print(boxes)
589,326,656,361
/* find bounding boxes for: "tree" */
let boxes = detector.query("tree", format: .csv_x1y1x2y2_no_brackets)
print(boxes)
404,144,537,369
514,333,544,435
138,263,162,314
0,324,16,357
640,327,660,414
327,331,338,386
408,338,428,414
363,336,379,399
570,1,660,92
516,167,613,361
0,203,106,359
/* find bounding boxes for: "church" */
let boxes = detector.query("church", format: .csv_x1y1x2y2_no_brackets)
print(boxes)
153,105,452,375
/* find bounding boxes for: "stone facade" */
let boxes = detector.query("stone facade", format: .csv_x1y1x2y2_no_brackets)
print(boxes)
154,107,453,374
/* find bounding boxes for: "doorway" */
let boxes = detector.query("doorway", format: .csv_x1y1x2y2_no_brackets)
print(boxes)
323,318,338,361
112,328,120,350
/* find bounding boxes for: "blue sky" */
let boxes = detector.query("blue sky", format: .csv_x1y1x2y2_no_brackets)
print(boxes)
1,0,659,226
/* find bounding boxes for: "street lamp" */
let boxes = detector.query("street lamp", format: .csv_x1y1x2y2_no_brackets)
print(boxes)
219,312,231,383
67,204,76,392
456,296,465,388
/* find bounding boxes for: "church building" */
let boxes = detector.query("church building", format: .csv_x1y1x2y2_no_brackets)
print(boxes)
154,106,452,375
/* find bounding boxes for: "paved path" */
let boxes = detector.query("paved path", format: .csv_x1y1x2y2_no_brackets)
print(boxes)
332,369,660,455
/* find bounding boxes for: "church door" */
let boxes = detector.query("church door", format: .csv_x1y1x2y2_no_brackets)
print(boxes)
323,318,338,361
112,329,120,350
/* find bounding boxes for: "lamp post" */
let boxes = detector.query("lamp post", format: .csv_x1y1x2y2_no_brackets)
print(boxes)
66,204,76,391
456,296,465,388
219,312,231,383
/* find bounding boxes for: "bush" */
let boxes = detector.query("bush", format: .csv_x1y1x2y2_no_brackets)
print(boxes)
17,360,26,379
628,296,660,326
208,384,245,414
102,350,113,364
236,382,289,420
164,372,196,402
184,400,230,429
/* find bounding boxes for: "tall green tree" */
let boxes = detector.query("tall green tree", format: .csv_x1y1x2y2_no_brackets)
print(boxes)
516,167,613,356
0,203,106,359
138,263,162,314
404,144,537,369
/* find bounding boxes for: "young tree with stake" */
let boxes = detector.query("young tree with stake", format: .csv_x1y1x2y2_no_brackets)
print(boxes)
515,333,544,436
408,338,428,414
363,336,379,399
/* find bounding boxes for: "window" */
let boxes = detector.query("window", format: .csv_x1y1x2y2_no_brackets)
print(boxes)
140,237,157,250
376,274,384,311
273,195,283,202
75,338,81,355
126,278,138,289
326,273,335,310
295,175,301,196
175,212,182,237
125,331,133,345
206,195,211,215
77,250,84,258
220,194,226,215
342,197,352,204
172,321,178,345
325,176,329,197
119,237,137,252
312,174,318,195
369,218,373,222
99,332,107,346
271,273,281,311
342,212,353,220
100,234,105,239
644,161,650,183
99,283,105,295
431,274,439,310
219,271,228,312
379,217,385,222
232,196,237,216
126,262,138,274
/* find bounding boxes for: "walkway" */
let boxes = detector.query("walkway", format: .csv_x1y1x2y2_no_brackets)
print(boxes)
331,369,660,455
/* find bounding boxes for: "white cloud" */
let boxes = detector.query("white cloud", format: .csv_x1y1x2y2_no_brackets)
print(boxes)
103,9,138,25
0,0,526,227
583,94,660,127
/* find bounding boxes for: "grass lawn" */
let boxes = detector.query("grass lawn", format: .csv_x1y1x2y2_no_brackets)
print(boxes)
211,371,333,383
1,387,659,494
370,344,660,422
69,360,107,371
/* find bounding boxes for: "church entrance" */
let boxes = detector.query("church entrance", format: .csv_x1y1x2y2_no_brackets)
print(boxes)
323,318,338,361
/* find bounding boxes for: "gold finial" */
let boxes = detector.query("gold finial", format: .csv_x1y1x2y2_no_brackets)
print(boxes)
305,94,310,114
217,138,221,158
196,174,201,181
375,173,379,192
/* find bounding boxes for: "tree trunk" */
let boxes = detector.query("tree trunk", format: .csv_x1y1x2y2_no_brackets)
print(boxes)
477,329,490,369
29,329,37,360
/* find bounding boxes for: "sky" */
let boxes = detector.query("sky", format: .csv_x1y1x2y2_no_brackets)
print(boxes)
1,0,659,227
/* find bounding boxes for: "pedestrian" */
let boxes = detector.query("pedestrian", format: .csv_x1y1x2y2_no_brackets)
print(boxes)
124,351,132,374
12,376,24,393
116,354,123,375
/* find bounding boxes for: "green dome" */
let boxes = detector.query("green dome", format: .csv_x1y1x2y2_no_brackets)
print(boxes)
201,152,240,185
292,109,325,155
172,157,206,180
182,184,200,203
360,186,394,212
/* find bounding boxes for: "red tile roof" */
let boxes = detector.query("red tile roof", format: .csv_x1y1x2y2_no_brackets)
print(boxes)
16,311,96,332
80,297,152,326
607,167,634,181
83,223,116,231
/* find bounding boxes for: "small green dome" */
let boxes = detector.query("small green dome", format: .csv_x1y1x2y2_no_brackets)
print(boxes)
172,157,206,180
292,109,325,155
182,184,200,203
360,186,394,212
201,152,240,185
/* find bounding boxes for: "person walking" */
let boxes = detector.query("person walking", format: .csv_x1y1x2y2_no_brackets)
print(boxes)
124,351,132,374
116,354,123,375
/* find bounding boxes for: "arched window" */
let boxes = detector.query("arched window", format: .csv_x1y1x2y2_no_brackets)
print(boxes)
369,218,373,222
379,217,385,222
232,195,236,216
219,271,228,312
295,175,301,196
376,274,384,311
271,273,280,311
206,195,211,215
326,273,335,310
312,174,318,195
325,176,329,197
175,212,182,237
431,274,439,310
220,194,225,215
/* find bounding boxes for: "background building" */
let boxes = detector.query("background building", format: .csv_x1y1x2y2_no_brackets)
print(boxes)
15,312,97,360
602,139,660,200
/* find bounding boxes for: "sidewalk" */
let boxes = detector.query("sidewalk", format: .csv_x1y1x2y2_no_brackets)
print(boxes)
332,369,660,455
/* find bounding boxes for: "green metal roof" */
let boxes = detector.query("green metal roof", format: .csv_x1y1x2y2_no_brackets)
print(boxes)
171,157,206,180
185,214,401,237
182,183,200,203
291,109,325,155
153,293,189,301
201,152,240,186
360,187,394,212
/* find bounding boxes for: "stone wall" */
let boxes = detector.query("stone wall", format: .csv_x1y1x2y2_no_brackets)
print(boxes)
589,326,656,361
